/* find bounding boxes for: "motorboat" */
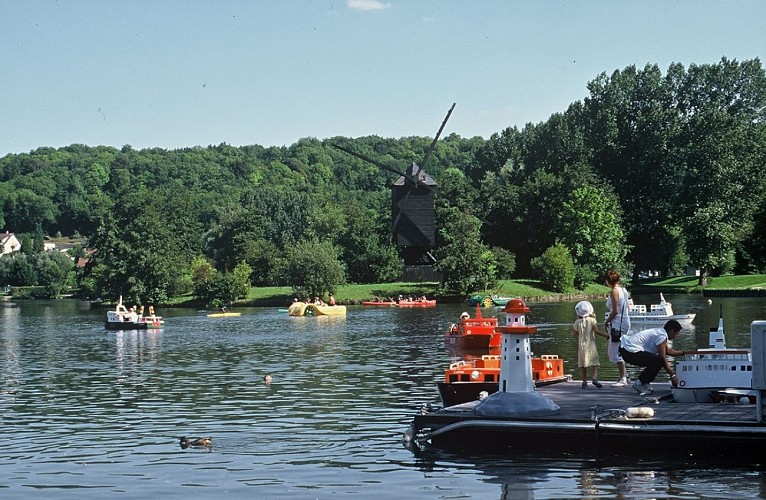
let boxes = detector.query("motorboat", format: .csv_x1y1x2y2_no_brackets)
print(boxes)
672,313,753,403
607,293,695,328
437,354,568,407
105,297,164,330
444,305,500,351
288,301,347,316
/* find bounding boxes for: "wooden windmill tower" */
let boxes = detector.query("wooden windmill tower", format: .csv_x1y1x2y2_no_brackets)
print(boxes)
334,103,455,281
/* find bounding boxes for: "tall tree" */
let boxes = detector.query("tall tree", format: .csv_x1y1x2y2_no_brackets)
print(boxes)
555,182,628,281
435,207,495,295
677,58,766,283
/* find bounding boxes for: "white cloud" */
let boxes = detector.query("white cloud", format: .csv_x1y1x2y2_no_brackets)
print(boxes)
346,0,392,11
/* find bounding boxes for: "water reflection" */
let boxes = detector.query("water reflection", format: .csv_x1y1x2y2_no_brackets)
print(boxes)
1,296,765,498
413,449,766,499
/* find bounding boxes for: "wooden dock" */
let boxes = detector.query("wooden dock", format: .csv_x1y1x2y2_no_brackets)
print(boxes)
408,380,766,460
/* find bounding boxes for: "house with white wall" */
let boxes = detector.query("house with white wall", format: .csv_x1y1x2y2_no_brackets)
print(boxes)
1,232,21,256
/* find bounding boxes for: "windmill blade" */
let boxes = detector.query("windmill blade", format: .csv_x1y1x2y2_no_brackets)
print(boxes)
332,143,405,178
415,102,456,177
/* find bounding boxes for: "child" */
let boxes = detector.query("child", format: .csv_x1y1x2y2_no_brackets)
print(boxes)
572,300,608,388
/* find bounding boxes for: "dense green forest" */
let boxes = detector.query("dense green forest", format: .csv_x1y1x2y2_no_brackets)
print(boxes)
1,57,765,304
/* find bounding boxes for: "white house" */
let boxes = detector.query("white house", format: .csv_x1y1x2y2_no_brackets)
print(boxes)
1,232,21,256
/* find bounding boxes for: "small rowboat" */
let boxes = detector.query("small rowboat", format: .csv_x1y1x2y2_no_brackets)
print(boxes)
361,300,397,306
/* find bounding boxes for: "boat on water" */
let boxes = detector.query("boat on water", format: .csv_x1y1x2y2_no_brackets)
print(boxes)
105,297,164,330
437,354,568,406
490,295,514,306
361,299,397,306
619,293,696,327
466,294,514,308
444,305,501,351
288,301,347,316
207,311,242,318
397,299,436,307
672,312,754,403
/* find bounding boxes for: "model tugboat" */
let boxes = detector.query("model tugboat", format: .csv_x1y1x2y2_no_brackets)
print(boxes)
437,353,567,406
444,305,501,351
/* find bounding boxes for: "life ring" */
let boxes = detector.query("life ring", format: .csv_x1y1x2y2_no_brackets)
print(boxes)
545,361,553,376
449,324,459,334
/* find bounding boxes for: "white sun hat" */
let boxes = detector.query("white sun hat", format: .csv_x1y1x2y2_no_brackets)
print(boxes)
575,300,594,318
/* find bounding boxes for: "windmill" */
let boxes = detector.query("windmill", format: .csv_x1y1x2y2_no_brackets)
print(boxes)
334,103,455,281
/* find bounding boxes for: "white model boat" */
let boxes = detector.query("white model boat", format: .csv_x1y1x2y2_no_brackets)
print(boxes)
626,293,695,327
671,314,753,403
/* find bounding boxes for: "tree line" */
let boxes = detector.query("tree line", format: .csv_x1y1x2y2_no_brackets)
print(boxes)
0,57,764,303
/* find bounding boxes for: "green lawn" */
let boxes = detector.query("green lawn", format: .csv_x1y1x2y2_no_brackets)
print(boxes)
632,274,766,293
168,274,766,308
229,279,610,307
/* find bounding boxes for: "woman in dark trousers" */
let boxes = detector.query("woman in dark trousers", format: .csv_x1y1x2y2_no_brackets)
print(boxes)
619,319,685,394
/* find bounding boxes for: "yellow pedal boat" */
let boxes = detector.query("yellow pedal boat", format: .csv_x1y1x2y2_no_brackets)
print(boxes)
287,302,347,317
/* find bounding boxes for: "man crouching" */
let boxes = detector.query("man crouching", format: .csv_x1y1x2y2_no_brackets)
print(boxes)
619,319,684,395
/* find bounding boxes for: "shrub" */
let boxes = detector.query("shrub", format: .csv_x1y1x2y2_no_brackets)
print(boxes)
531,244,575,293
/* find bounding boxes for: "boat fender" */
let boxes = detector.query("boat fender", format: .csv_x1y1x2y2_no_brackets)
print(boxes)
625,407,655,418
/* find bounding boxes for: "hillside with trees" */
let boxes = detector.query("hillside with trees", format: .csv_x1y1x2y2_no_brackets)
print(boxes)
1,57,764,304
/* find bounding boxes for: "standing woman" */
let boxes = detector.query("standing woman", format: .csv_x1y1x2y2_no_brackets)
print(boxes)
604,269,630,387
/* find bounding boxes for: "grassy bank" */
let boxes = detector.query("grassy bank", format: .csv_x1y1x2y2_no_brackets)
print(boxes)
167,274,766,308
220,280,611,307
631,274,766,294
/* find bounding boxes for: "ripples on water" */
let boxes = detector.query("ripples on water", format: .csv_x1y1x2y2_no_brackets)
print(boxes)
2,296,766,498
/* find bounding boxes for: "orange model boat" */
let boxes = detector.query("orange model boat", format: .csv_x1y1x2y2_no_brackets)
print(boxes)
437,354,567,406
443,305,500,351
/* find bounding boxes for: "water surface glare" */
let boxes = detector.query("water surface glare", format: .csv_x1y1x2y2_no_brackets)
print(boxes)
2,296,766,498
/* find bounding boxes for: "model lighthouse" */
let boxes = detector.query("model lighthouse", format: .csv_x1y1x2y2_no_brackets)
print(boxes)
497,298,537,393
473,298,560,418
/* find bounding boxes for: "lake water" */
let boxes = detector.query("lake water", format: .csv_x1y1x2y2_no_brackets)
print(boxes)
2,294,766,499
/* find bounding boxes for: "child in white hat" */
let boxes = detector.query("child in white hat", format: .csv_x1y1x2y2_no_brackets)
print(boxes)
572,300,609,388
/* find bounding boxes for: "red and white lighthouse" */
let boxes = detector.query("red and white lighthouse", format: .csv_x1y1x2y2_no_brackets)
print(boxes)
474,298,560,418
497,298,537,393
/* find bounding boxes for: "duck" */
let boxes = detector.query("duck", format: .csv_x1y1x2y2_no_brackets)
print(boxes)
179,436,212,449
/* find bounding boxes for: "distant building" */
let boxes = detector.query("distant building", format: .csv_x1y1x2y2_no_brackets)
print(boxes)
1,232,21,256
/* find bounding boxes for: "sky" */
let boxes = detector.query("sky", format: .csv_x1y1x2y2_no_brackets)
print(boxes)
1,0,765,157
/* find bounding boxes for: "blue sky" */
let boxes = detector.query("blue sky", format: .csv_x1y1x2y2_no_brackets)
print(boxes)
1,0,764,157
